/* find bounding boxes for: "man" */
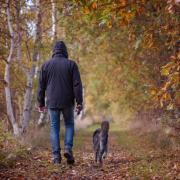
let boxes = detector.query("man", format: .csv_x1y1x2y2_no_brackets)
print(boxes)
37,41,83,164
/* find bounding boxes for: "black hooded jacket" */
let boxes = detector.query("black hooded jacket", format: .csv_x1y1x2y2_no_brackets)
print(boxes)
37,41,83,109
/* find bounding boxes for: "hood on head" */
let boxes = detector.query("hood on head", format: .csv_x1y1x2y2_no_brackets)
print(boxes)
52,41,68,58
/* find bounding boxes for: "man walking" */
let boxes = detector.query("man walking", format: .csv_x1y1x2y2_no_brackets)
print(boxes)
37,41,83,164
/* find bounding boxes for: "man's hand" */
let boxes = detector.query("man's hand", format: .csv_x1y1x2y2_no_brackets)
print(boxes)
76,104,83,115
38,106,46,113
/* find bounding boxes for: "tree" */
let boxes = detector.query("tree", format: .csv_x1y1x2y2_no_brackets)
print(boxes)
4,0,20,135
51,0,57,42
21,0,43,132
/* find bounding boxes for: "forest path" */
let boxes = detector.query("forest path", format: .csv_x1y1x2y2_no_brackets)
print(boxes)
0,129,179,179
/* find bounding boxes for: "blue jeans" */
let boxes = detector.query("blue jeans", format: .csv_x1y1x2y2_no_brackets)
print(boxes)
48,106,74,160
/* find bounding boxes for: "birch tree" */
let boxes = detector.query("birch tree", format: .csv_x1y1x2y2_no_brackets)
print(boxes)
21,0,42,132
38,0,58,126
51,0,57,42
15,0,24,127
15,0,22,62
4,0,20,136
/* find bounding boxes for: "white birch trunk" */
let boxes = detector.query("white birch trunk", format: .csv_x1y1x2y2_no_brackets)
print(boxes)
51,0,57,42
15,0,24,126
4,0,20,136
21,68,35,131
22,0,42,132
15,0,22,62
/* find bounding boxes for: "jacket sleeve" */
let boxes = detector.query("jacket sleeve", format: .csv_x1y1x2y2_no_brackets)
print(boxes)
37,64,47,107
72,62,83,105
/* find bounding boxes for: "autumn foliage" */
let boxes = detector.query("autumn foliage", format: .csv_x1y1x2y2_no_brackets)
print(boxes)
0,0,179,133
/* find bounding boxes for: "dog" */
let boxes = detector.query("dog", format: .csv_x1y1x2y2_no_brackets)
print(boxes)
93,121,109,164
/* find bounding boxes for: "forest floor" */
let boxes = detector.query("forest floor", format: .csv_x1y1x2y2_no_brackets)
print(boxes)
0,123,180,180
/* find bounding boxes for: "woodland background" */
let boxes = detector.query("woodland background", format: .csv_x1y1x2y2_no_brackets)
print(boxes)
0,0,179,135
0,0,180,178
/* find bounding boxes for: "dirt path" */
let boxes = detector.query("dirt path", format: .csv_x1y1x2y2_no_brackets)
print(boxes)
0,131,179,179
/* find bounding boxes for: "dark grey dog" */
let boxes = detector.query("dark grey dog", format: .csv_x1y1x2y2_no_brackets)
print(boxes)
93,121,109,163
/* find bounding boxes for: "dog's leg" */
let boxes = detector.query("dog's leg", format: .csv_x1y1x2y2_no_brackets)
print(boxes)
97,149,100,163
99,150,104,163
98,141,104,164
102,143,108,159
95,151,98,162
102,152,107,159
94,146,101,163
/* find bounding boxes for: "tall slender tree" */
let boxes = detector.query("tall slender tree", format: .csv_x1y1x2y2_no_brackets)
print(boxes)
4,0,20,136
21,0,42,132
51,0,57,42
38,0,58,126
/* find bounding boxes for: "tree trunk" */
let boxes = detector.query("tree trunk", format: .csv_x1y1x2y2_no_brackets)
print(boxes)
37,0,57,126
15,0,24,126
4,0,20,136
51,0,57,42
15,0,22,62
22,0,42,132
21,68,35,131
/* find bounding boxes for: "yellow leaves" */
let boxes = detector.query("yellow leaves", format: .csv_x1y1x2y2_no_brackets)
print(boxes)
160,98,164,107
22,60,33,69
141,0,146,4
160,55,180,77
161,68,170,76
107,21,112,28
124,12,133,21
150,89,157,96
167,103,174,110
19,58,39,72
174,71,180,84
118,10,134,26
83,2,98,15
83,7,90,14
162,81,171,92
155,52,180,110
143,33,154,48
118,0,127,6
161,62,174,76
161,56,180,87
128,31,136,42
159,91,172,107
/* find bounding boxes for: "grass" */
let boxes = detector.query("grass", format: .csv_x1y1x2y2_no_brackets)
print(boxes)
113,129,179,178
84,122,179,178
1,122,179,178
86,122,126,132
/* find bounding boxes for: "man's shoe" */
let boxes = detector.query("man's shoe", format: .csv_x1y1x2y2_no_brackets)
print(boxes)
53,156,61,164
64,149,75,164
